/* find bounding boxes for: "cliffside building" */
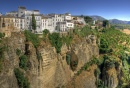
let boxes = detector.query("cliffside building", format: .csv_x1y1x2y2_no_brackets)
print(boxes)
0,15,21,37
3,6,86,33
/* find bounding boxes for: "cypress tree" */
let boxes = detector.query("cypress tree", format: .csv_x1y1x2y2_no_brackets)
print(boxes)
32,14,36,31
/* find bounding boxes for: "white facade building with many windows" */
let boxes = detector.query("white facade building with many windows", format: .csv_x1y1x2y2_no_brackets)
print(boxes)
5,6,87,33
41,13,74,33
56,21,74,32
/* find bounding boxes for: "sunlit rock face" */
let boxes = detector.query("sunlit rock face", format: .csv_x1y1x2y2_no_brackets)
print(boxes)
0,33,99,88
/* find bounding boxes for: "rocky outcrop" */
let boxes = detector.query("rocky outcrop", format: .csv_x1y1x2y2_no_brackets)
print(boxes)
72,35,99,71
66,65,97,88
103,67,118,88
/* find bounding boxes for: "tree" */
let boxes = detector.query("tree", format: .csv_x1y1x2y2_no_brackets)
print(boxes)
19,55,28,70
14,68,30,88
103,20,109,28
49,33,62,53
32,14,36,31
24,30,40,48
43,29,49,37
99,38,109,54
84,16,93,25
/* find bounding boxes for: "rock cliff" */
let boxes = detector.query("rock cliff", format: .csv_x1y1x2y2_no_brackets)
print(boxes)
0,33,99,88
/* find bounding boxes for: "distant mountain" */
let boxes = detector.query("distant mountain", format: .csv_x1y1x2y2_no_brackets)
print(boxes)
90,15,106,21
109,19,130,24
127,21,130,24
74,15,130,24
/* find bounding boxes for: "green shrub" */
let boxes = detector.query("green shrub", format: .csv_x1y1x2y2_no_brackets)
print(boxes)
99,38,110,54
62,35,72,46
49,33,62,53
16,48,21,56
19,55,28,70
43,29,49,37
14,68,30,88
0,33,5,38
24,30,40,48
94,68,101,78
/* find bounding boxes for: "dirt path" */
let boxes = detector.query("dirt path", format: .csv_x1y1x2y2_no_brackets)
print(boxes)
122,29,130,35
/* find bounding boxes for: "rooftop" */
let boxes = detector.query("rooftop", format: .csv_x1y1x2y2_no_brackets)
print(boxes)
33,10,39,12
1,15,25,19
18,6,26,9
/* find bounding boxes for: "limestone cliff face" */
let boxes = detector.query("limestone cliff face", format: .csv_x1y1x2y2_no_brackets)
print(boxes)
102,60,122,88
72,35,99,71
0,32,25,88
66,65,97,88
0,33,99,88
102,67,118,88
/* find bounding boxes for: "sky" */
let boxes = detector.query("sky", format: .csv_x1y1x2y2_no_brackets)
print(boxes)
0,0,130,21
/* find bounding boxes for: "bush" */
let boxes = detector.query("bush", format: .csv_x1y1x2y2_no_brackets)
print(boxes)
66,54,71,65
62,35,72,46
24,30,40,48
0,33,5,38
94,68,101,78
19,55,28,70
14,68,30,88
43,29,49,37
49,33,62,53
99,38,110,54
16,48,21,56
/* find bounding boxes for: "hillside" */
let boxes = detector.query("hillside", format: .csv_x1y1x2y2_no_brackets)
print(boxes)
109,19,130,24
90,15,130,25
0,27,130,88
90,15,106,21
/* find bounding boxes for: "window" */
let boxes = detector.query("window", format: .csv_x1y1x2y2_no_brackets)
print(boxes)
27,17,29,20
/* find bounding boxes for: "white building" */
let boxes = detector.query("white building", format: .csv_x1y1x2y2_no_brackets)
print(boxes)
6,11,18,17
18,6,42,32
56,21,74,32
0,13,2,16
41,13,74,33
5,6,75,33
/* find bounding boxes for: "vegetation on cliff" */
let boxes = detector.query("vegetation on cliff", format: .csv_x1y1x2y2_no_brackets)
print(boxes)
0,25,129,88
98,28,130,87
24,30,40,48
49,33,62,53
70,26,130,88
14,68,30,88
19,55,28,71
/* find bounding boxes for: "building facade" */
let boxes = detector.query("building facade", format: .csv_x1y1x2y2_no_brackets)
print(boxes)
0,15,20,37
3,6,86,33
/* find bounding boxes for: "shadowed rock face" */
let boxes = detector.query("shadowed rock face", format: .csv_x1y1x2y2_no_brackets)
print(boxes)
0,33,99,88
102,67,118,88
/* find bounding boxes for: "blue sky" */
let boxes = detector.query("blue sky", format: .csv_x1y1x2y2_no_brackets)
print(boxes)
0,0,130,20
